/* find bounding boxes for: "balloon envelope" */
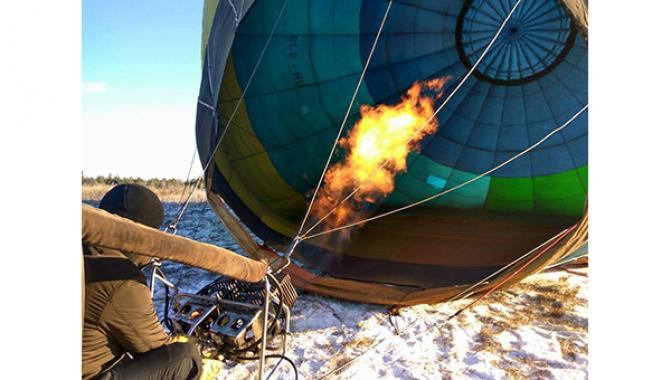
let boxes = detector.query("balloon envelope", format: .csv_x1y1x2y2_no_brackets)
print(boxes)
196,0,588,303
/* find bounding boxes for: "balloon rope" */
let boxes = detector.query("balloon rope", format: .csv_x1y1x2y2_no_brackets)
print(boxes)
291,0,395,249
168,0,289,234
200,0,289,178
299,0,525,240
163,148,199,233
446,223,578,320
176,148,198,206
316,224,578,380
445,227,571,302
227,0,241,26
303,103,587,240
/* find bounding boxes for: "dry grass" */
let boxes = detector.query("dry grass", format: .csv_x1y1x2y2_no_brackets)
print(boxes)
82,183,207,203
330,355,354,371
481,277,587,334
463,274,588,379
558,336,588,362
322,334,376,376
346,334,375,351
473,319,506,353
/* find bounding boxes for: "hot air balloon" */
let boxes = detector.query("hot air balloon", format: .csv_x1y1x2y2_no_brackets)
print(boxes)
195,0,588,305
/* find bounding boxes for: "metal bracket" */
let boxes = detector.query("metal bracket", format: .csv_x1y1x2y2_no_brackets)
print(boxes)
149,261,291,380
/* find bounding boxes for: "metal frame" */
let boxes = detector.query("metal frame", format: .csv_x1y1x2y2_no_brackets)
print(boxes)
147,259,291,380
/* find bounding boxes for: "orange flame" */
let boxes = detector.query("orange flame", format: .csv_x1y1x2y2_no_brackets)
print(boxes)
311,76,450,237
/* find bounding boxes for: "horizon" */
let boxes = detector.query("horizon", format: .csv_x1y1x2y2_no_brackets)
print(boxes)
81,173,199,181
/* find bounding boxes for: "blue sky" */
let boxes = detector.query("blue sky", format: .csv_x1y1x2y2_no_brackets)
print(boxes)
82,0,204,178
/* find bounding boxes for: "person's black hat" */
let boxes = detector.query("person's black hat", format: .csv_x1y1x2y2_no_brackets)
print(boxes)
99,184,164,229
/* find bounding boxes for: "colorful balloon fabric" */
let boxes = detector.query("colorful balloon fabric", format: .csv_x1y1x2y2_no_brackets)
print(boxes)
196,0,588,300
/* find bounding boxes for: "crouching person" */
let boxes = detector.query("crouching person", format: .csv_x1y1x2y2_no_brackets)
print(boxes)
82,184,202,380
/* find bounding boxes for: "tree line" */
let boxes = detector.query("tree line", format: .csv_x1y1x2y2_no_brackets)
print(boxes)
81,174,204,189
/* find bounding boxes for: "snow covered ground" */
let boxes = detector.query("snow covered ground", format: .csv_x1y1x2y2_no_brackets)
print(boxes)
133,201,587,380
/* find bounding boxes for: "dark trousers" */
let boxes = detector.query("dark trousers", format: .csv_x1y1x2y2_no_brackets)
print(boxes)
98,342,202,380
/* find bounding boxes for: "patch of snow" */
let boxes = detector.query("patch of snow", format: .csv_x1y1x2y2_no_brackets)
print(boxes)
151,202,588,379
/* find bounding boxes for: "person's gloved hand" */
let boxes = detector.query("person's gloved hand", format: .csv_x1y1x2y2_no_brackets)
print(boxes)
169,335,191,344
199,359,225,380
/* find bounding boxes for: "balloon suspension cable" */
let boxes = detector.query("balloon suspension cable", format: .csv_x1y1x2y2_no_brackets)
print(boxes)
292,0,395,251
167,0,289,234
267,235,302,274
226,0,241,26
299,0,524,240
446,226,572,303
200,0,288,177
316,222,578,380
166,177,203,234
176,148,198,206
164,148,199,234
446,223,578,320
302,103,588,241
